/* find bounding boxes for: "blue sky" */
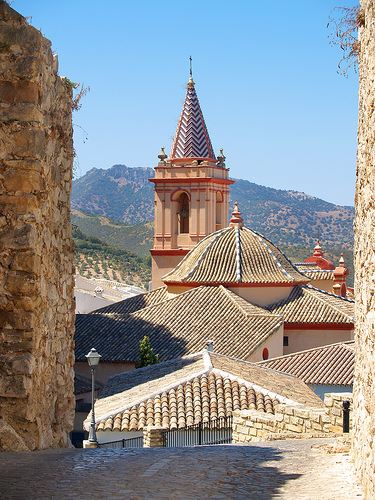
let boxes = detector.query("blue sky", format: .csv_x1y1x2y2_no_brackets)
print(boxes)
12,0,358,206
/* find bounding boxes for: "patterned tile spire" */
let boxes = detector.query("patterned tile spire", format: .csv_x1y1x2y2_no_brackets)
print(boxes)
170,69,216,161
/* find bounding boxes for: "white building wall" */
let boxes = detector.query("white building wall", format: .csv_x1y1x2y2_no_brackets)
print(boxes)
229,286,294,308
284,329,354,355
248,324,284,362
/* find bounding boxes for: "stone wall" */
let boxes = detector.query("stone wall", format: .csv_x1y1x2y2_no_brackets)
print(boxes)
143,426,167,447
233,393,352,443
0,2,75,450
352,1,375,496
232,410,276,442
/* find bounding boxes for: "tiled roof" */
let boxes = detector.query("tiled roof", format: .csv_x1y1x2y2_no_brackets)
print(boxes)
75,286,283,363
302,270,335,281
294,262,320,270
97,372,276,431
163,226,309,285
258,341,355,385
75,314,131,361
91,287,168,316
295,264,334,281
210,352,321,408
266,285,354,325
170,79,215,160
89,351,322,432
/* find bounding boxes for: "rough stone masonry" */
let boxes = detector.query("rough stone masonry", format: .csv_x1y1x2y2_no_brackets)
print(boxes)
0,1,75,450
352,0,375,497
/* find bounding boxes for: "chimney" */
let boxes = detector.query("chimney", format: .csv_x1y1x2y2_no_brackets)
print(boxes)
206,340,214,352
333,253,348,297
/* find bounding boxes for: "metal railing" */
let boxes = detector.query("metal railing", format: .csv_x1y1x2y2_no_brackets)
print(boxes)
98,435,144,449
164,416,233,448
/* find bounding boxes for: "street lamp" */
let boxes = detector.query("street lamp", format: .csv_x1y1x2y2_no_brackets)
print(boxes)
85,348,101,443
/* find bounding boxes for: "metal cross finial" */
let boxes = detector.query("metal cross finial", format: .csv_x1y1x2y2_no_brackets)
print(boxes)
189,56,193,78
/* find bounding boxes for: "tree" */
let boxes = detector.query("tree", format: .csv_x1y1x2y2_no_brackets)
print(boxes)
138,336,159,368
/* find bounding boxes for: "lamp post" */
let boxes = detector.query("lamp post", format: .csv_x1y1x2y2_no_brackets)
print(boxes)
85,348,101,443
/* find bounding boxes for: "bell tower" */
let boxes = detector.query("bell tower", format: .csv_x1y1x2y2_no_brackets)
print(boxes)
150,69,233,288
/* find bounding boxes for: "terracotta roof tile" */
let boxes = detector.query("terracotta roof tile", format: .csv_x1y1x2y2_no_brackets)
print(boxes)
92,287,168,316
295,264,335,281
209,352,322,408
75,286,283,362
88,351,322,432
97,372,277,431
163,226,309,285
118,286,282,360
96,355,206,422
258,342,355,385
266,285,354,324
303,270,335,280
294,262,321,270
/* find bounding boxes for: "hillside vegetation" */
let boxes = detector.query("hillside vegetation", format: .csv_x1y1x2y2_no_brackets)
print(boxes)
73,225,150,287
72,210,153,258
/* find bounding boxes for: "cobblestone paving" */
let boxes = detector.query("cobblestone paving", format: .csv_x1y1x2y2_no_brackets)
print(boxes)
0,438,363,499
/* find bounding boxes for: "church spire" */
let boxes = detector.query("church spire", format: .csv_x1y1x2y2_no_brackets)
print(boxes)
169,62,215,161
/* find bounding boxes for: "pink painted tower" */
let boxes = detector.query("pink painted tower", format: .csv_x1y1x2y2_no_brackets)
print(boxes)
304,240,335,270
150,66,233,288
333,254,349,297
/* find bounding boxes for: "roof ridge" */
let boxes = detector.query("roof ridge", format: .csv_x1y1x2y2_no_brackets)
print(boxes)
220,286,276,319
95,362,211,425
303,285,355,319
258,236,295,281
211,367,300,406
90,286,167,315
220,286,251,319
235,226,242,282
304,284,355,303
203,349,213,370
247,227,309,282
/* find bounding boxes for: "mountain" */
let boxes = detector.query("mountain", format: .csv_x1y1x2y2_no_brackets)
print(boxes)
72,164,354,250
72,165,154,223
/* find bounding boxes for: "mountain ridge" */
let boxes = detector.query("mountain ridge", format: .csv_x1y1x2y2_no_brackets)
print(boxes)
72,164,354,250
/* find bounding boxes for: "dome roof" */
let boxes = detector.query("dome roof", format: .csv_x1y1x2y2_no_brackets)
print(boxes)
163,225,309,286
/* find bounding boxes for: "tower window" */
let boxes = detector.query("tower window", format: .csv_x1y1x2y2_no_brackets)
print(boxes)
216,191,223,229
262,347,269,360
283,336,289,347
177,192,189,234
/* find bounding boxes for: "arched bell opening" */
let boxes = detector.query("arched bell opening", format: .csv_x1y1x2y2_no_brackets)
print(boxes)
172,191,190,235
176,191,190,234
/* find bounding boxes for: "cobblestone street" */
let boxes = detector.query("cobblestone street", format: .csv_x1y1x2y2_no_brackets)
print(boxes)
0,438,362,499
